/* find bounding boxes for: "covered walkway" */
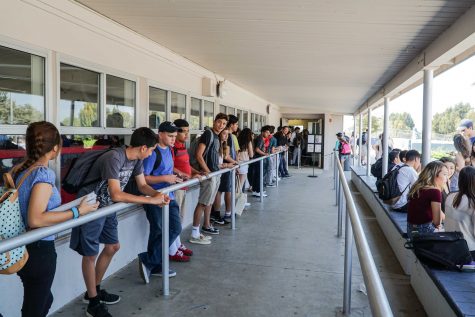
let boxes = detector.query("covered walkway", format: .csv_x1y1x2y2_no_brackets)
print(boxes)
51,169,423,317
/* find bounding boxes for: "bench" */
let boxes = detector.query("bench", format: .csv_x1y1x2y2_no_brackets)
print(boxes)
351,166,475,317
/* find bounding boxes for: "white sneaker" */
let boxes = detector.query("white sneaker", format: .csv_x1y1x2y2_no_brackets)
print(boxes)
244,202,251,207
266,183,276,188
252,192,268,197
189,235,211,245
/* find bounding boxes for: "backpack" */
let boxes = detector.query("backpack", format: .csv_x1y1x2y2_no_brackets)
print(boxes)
376,164,409,204
371,158,383,179
339,142,351,154
361,133,367,145
405,231,473,271
124,146,175,196
188,130,214,171
62,148,113,195
0,166,41,274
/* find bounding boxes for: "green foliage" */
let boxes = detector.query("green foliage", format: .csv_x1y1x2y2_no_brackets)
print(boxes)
362,115,382,134
389,112,415,131
0,93,44,124
432,102,473,135
431,150,453,160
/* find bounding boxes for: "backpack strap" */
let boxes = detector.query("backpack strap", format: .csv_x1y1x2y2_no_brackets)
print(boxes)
201,130,214,164
152,147,163,171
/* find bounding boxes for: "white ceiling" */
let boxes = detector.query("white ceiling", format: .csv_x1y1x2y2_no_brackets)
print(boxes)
76,0,475,113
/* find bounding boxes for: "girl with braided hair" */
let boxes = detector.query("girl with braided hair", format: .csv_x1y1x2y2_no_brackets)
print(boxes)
12,121,99,317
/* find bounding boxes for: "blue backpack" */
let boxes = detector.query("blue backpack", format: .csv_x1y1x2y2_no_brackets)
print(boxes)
0,166,41,274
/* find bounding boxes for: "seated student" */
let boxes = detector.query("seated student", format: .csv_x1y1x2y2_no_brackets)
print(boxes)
439,157,459,212
373,149,401,179
12,122,99,317
70,127,169,317
138,122,184,282
445,166,475,253
392,150,421,212
407,161,448,239
399,150,408,164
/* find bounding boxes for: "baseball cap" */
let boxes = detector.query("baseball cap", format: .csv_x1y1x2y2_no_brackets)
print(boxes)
458,119,473,131
158,121,178,133
336,132,343,137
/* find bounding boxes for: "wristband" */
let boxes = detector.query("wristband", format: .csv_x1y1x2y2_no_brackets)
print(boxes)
71,207,80,219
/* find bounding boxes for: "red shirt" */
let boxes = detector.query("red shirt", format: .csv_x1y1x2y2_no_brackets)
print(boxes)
407,188,442,225
173,141,191,176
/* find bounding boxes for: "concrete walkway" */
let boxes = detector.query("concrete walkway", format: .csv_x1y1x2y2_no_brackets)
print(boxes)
51,168,424,317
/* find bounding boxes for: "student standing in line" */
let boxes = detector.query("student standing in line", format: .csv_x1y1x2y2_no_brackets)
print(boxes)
169,119,201,262
237,127,254,194
251,126,271,197
138,122,184,282
70,127,169,317
12,121,99,317
406,161,448,239
212,115,239,225
275,126,290,178
189,113,228,244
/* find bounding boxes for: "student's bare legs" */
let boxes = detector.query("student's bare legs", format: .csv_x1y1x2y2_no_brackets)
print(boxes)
203,205,212,228
95,244,120,285
193,203,205,227
224,192,232,211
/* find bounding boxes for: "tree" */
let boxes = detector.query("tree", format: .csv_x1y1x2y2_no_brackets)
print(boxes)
432,102,473,134
362,115,382,134
79,102,98,127
0,93,43,124
389,112,415,131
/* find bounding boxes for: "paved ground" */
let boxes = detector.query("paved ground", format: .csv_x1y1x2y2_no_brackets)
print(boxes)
51,168,425,317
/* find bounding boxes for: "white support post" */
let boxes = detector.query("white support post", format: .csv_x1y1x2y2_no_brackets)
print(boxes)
382,98,389,176
359,113,363,167
422,69,433,167
366,109,372,176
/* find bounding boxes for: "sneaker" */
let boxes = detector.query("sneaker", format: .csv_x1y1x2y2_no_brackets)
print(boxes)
282,174,291,178
170,250,190,262
201,226,220,235
86,303,112,317
244,202,251,207
179,244,193,256
138,256,150,284
83,289,121,305
223,215,232,224
211,215,225,225
189,235,212,245
151,268,177,277
252,192,268,197
267,183,277,187
200,234,212,241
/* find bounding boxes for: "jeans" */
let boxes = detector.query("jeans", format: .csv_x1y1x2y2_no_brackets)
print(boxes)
139,200,182,271
279,153,289,176
406,222,435,240
17,240,57,317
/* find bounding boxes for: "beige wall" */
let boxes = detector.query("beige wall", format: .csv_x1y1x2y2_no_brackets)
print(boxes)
0,0,281,128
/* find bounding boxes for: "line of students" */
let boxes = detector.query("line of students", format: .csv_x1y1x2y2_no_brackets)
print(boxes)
10,113,289,317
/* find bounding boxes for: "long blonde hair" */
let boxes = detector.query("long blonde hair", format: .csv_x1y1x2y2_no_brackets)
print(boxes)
408,161,446,199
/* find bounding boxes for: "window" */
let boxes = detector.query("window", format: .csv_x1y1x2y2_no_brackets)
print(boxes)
170,91,186,122
149,87,167,129
106,75,135,128
243,111,249,128
227,107,235,116
0,46,45,125
60,64,100,127
190,97,201,130
204,100,214,128
260,114,266,128
219,104,226,114
0,134,25,178
236,109,243,128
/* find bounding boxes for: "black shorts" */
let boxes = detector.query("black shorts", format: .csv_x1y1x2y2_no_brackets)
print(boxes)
218,171,232,193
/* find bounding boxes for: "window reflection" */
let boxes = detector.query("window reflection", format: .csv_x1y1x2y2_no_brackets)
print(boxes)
106,75,135,128
149,87,167,129
190,97,201,129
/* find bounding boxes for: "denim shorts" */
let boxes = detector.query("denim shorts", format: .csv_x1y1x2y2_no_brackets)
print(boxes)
406,222,435,240
70,213,119,256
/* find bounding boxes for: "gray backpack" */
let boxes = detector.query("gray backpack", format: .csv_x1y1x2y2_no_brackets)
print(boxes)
188,129,214,171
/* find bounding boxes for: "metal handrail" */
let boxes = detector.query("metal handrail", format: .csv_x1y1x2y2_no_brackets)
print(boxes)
0,150,286,254
334,154,393,317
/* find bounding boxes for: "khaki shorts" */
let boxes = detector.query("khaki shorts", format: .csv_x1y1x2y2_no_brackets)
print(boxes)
199,176,221,206
174,189,187,222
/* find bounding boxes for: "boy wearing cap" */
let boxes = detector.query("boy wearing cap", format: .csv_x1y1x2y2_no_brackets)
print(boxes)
459,119,475,144
138,122,183,283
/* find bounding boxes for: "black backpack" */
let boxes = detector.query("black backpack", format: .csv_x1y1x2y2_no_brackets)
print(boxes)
405,232,473,271
376,164,408,204
62,148,113,194
371,158,383,179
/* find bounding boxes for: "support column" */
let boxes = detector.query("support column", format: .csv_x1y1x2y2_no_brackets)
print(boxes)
366,109,372,176
359,113,363,167
382,97,390,176
422,69,433,167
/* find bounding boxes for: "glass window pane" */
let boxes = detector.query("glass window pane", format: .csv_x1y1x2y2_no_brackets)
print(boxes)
204,100,214,128
190,97,201,130
0,135,26,181
60,64,100,127
0,46,45,125
243,111,249,128
227,107,235,115
219,104,226,114
149,87,166,129
106,75,135,128
170,91,186,122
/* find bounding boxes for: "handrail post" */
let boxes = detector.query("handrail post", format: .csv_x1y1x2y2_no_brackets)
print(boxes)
161,204,170,296
333,152,337,190
297,144,301,169
260,159,264,202
231,169,236,230
337,178,344,238
343,199,353,314
275,153,279,187
335,154,339,206
285,150,289,171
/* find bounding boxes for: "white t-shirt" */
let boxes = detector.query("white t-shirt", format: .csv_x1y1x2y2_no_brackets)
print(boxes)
392,165,418,209
445,193,475,251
